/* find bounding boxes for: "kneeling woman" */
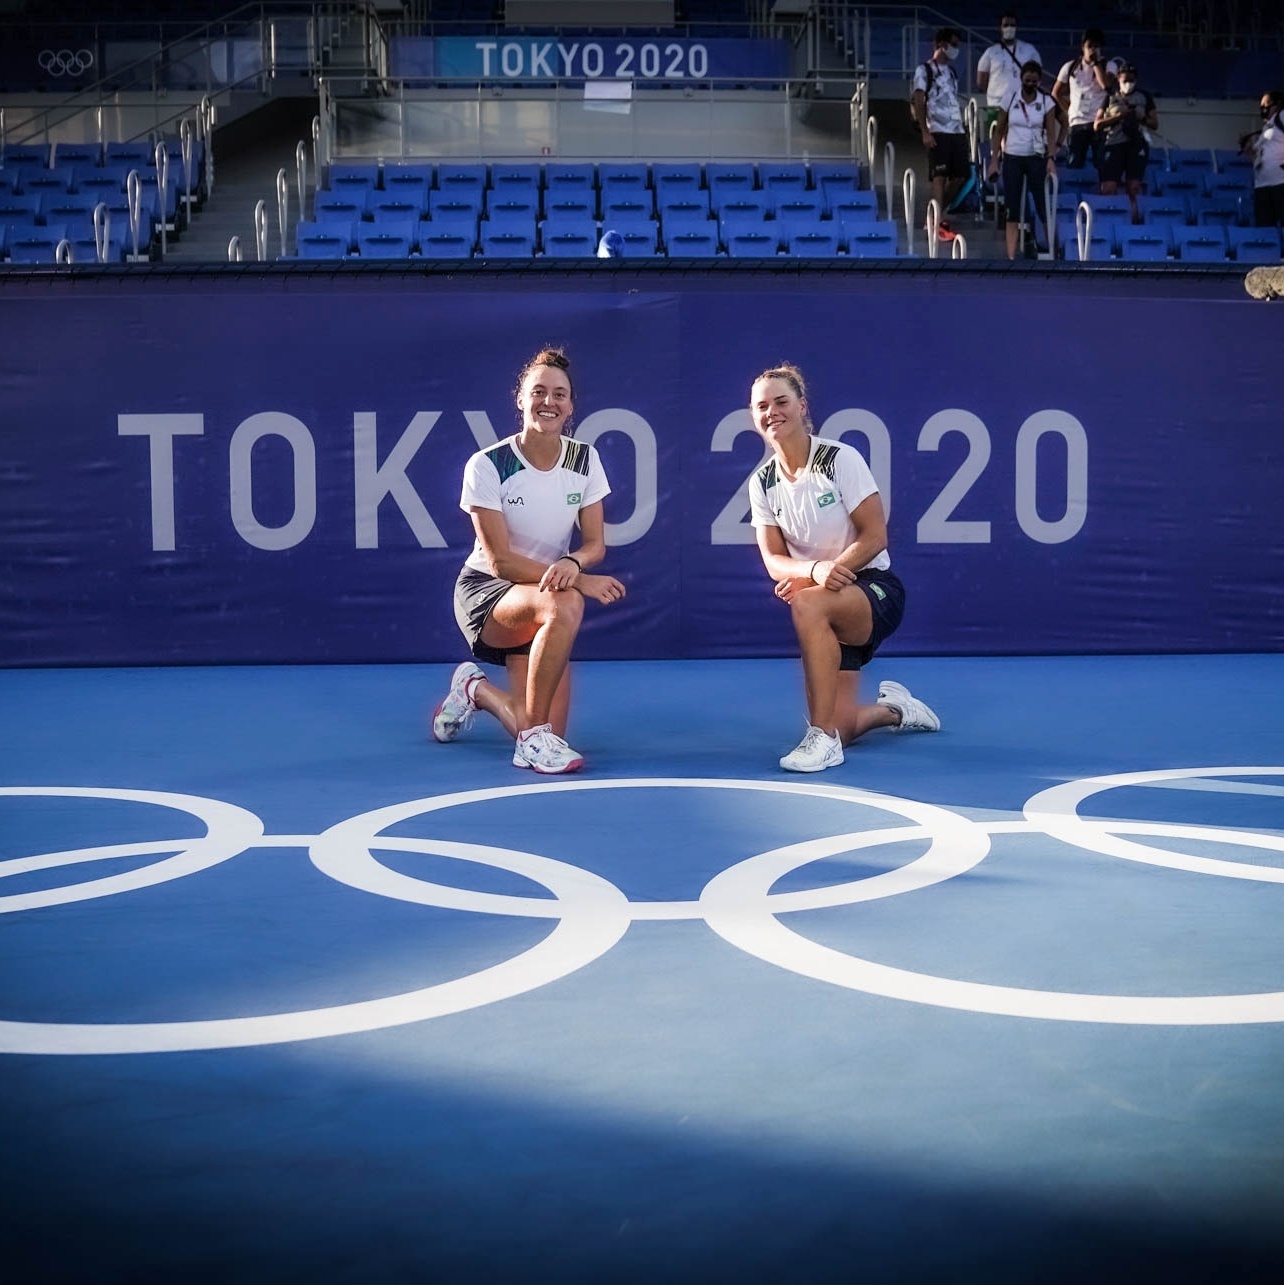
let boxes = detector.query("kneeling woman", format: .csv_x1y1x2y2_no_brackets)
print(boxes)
747,364,940,773
431,346,626,773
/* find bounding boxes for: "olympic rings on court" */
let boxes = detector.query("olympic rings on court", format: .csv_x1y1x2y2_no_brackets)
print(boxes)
0,770,1281,1053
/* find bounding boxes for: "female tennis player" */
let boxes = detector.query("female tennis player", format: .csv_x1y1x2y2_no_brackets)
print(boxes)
748,363,940,772
431,346,625,773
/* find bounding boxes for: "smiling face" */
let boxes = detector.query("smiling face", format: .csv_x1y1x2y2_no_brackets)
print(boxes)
751,375,809,450
518,363,574,440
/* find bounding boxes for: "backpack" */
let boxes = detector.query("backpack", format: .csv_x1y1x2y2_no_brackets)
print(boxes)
909,60,936,125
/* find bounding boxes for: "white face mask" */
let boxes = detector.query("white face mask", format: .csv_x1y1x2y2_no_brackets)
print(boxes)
1001,25,1017,40
1120,79,1136,94
945,45,960,61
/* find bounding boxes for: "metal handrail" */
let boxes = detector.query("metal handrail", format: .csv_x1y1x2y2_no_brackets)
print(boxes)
902,166,916,256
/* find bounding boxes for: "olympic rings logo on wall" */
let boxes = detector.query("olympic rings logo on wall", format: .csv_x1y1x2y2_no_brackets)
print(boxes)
38,49,95,77
2,768,1282,1056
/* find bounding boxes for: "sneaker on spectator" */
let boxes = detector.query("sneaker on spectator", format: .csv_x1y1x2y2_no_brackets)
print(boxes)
513,723,585,774
877,680,941,732
936,223,957,242
779,725,844,773
430,661,483,742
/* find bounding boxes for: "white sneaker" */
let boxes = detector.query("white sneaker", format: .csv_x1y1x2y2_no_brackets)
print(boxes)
513,723,585,774
877,680,941,732
780,725,844,773
431,662,483,742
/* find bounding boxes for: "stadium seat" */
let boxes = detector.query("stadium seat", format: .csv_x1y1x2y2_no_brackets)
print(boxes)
1204,173,1252,201
314,192,369,222
601,183,654,216
759,163,809,204
0,194,42,227
1060,227,1115,261
489,164,541,198
104,142,154,169
480,231,535,259
1165,147,1216,176
540,214,597,247
665,229,720,257
598,162,650,189
845,221,900,257
601,200,656,232
659,200,715,238
2,143,50,168
652,162,703,188
1228,226,1282,262
381,172,431,206
330,174,378,198
773,197,824,244
726,231,777,258
1117,229,1171,261
544,163,596,193
296,218,355,255
542,230,596,257
419,231,474,259
356,228,415,259
1194,198,1246,229
706,162,755,187
1136,195,1190,231
1170,226,1228,261
787,231,841,257
615,227,658,256
544,194,595,224
831,192,880,226
369,196,425,224
1153,173,1202,204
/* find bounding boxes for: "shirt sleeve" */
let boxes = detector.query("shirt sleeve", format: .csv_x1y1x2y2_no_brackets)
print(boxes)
977,48,994,76
748,469,775,529
912,63,928,94
581,444,611,509
836,444,879,515
1056,59,1073,84
460,449,500,513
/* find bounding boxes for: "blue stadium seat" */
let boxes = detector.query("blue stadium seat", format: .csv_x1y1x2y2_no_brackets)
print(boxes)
428,189,482,220
811,160,862,208
601,199,656,231
21,169,72,201
540,213,597,246
726,231,777,258
760,163,810,204
435,165,487,202
773,197,824,243
1213,149,1253,177
489,163,541,196
831,192,880,226
598,162,650,189
615,227,658,256
656,175,703,206
365,214,419,247
6,224,66,263
1059,226,1115,261
380,174,431,210
1153,173,1202,203
787,231,841,257
544,193,595,224
705,162,755,187
382,162,435,188
665,229,720,257
845,221,900,257
1136,195,1190,230
419,230,474,258
369,196,425,224
485,193,538,223
717,193,770,235
1170,226,1228,261
661,206,717,242
1117,229,1171,261
0,194,42,227
50,142,102,169
652,162,703,188
66,228,126,264
545,162,596,192
74,172,128,201
1194,198,1246,228
1228,226,1282,262
2,143,50,168
480,231,534,258
1204,173,1252,201
1165,147,1216,176
601,183,654,215
296,218,355,255
314,192,369,222
355,229,412,259
40,192,100,225
104,142,154,169
541,230,596,257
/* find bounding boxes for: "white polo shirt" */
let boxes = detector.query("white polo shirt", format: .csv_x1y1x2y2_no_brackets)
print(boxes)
460,434,610,572
1057,55,1123,127
978,38,1041,109
1252,112,1284,189
1002,89,1057,156
748,436,891,571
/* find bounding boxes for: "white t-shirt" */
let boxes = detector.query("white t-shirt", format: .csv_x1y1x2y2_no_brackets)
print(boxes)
460,434,610,573
978,38,1041,109
1252,113,1284,189
913,59,964,135
1002,89,1056,156
1057,55,1123,127
748,436,891,572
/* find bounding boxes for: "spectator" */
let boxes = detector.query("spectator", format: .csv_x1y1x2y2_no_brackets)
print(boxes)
977,12,1042,134
1095,62,1158,221
987,60,1059,259
912,27,969,243
1053,28,1123,173
1241,90,1284,229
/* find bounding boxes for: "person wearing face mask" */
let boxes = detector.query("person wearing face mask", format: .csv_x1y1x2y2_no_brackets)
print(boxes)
911,27,969,242
1053,27,1123,172
1095,62,1158,222
1240,91,1284,229
977,12,1042,134
430,346,626,774
987,60,1059,259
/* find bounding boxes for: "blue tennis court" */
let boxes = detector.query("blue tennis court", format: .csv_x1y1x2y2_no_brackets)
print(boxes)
3,653,1282,1282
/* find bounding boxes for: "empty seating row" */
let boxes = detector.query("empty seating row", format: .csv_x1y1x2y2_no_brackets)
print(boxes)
1,138,204,175
292,217,904,261
1057,221,1281,263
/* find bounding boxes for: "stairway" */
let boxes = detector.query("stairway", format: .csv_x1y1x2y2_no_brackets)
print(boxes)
163,97,319,264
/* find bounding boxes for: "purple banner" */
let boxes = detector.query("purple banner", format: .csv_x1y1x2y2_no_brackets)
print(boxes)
1,273,1281,666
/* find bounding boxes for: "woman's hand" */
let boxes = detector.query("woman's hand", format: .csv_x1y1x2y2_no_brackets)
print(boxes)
539,557,580,592
577,573,626,605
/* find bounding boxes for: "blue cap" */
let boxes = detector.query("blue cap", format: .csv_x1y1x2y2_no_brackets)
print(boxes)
597,229,624,259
